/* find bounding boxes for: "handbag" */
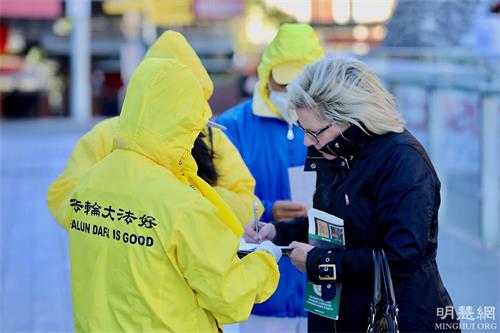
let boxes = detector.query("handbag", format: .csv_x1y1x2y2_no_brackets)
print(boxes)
367,249,399,333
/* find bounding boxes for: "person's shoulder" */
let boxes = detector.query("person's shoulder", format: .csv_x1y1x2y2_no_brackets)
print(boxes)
372,130,436,174
81,117,118,144
207,127,229,148
209,127,234,145
140,168,215,212
92,116,119,133
217,99,253,122
168,185,219,225
374,130,425,154
133,171,220,231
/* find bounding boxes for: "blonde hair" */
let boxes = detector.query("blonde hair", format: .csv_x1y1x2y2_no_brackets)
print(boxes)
287,57,404,135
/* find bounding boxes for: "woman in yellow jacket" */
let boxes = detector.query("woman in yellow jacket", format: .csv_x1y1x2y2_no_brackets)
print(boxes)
67,57,279,332
47,31,262,229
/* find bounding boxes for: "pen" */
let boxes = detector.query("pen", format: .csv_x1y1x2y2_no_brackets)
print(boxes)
253,199,259,234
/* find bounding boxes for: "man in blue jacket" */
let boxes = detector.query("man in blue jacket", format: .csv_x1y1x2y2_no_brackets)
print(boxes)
217,23,324,332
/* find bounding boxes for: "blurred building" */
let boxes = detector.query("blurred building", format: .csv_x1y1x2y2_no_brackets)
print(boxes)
0,0,241,118
0,0,403,118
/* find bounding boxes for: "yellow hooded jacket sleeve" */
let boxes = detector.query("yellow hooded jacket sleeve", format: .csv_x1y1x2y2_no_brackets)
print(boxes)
47,30,263,229
68,58,278,333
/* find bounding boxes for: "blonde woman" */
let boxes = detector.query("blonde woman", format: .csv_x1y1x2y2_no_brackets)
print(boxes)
248,57,460,332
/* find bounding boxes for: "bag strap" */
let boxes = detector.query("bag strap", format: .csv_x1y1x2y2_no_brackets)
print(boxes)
368,249,399,333
368,249,383,328
380,249,399,318
372,249,382,306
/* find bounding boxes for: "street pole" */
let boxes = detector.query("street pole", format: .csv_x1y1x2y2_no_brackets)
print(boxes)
68,0,91,123
481,94,499,247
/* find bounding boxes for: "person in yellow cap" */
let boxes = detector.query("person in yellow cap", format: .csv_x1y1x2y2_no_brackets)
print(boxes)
47,31,263,229
217,23,324,332
65,56,280,332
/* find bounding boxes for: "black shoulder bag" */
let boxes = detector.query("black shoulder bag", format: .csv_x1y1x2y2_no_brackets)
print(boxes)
367,249,399,333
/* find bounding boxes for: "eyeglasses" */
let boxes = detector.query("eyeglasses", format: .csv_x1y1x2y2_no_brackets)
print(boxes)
296,120,332,144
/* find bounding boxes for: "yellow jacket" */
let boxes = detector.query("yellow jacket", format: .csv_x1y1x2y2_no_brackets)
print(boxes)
68,58,279,332
48,118,260,228
47,31,262,227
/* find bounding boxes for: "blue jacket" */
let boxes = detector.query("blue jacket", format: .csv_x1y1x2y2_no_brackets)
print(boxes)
217,99,307,317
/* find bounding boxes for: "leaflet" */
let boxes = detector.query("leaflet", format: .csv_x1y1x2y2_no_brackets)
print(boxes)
304,208,345,320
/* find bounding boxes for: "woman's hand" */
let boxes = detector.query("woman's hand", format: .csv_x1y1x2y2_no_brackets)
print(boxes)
272,200,308,221
244,221,276,243
257,223,277,242
289,241,314,272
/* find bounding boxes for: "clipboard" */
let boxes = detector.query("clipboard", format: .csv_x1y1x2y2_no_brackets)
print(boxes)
237,244,293,258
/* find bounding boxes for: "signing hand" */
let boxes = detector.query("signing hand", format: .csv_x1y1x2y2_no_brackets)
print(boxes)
272,200,308,222
244,221,276,243
289,241,314,272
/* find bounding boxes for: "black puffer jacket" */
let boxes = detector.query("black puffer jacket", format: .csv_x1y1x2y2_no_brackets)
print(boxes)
273,127,460,333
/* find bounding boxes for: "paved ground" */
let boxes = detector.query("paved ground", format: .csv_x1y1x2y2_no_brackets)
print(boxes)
0,119,498,332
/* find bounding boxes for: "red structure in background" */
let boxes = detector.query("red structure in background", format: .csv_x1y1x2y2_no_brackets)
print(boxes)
0,24,7,53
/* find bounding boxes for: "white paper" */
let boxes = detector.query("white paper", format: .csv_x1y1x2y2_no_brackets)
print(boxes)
288,165,317,209
238,241,257,252
238,239,292,254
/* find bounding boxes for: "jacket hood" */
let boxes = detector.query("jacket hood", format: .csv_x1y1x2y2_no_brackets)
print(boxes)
144,30,214,117
115,58,207,173
253,23,324,120
116,34,244,237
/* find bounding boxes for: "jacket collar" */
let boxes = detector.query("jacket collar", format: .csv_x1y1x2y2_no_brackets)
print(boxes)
304,124,375,171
